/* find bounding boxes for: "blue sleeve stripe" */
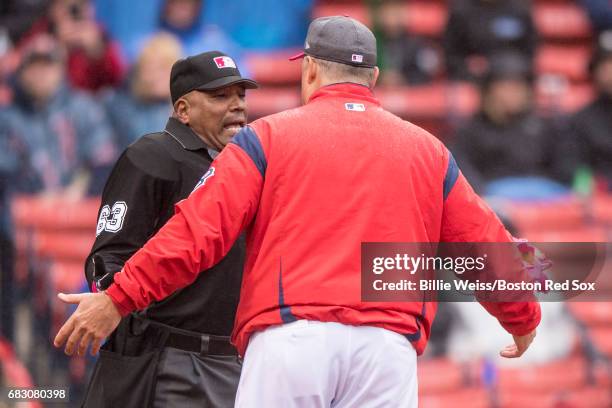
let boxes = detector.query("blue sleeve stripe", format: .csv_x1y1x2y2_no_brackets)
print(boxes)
443,153,459,201
230,126,267,178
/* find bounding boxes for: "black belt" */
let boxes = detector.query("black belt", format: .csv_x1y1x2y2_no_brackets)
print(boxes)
165,332,237,356
131,315,237,356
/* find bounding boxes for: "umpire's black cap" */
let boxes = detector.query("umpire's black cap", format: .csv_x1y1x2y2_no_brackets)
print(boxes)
170,51,258,104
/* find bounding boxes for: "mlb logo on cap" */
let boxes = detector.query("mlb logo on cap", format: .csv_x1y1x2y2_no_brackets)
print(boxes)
351,54,363,63
213,56,236,69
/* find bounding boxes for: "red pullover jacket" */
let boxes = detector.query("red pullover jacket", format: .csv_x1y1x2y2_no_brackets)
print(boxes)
106,83,541,356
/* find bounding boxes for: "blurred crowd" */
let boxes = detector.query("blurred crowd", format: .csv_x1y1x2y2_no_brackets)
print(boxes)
1,0,612,405
0,0,609,207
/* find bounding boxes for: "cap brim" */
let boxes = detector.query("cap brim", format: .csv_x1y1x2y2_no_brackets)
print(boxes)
195,75,259,91
288,52,305,61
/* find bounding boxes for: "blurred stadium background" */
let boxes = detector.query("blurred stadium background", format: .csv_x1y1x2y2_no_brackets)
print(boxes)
1,0,612,407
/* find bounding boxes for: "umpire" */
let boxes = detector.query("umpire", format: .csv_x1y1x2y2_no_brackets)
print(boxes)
80,51,257,408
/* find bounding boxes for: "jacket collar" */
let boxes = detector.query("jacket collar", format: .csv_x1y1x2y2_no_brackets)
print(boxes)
164,117,209,151
307,82,381,106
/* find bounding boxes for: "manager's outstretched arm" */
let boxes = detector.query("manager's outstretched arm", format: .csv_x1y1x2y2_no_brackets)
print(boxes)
54,127,265,355
440,150,541,358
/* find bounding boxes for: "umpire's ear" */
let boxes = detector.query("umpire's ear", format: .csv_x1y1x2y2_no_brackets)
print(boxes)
173,96,190,125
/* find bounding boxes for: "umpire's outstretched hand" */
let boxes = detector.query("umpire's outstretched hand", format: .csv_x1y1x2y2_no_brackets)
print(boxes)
53,292,121,357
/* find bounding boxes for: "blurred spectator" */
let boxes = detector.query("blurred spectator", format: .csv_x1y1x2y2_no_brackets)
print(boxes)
203,0,313,50
451,53,568,198
100,0,248,70
93,0,162,62
0,0,48,45
158,0,244,61
0,35,116,197
373,0,440,86
580,0,612,34
566,31,612,190
443,0,537,81
103,33,180,150
20,0,125,92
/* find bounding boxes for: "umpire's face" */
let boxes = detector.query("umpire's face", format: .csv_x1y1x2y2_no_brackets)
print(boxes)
176,84,248,151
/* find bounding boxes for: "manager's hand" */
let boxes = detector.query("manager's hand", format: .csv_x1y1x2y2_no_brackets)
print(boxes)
500,329,536,358
53,292,121,357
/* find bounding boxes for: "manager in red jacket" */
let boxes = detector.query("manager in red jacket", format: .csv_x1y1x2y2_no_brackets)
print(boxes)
55,16,540,408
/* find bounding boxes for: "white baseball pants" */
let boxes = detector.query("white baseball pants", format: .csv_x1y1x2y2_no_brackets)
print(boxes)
235,320,418,408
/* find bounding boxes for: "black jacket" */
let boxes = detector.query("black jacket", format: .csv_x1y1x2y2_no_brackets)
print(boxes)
85,118,244,335
567,94,612,187
450,111,565,191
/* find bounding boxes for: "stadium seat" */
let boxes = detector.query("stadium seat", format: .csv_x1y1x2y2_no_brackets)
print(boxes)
406,2,448,37
500,386,612,408
497,357,588,392
34,230,94,262
313,3,370,26
12,195,100,231
592,193,612,225
49,260,87,295
536,45,592,83
533,2,592,40
420,388,489,408
565,387,612,408
506,197,586,232
377,82,479,119
247,79,590,121
569,302,612,327
247,87,301,119
246,50,302,85
418,358,464,395
313,1,448,38
536,81,594,113
518,226,608,243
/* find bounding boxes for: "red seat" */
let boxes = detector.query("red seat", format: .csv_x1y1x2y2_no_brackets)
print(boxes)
519,226,608,243
420,388,489,408
49,260,87,295
565,387,612,408
12,195,100,231
245,50,302,85
506,198,586,232
569,302,612,327
377,82,479,120
34,230,94,262
537,82,595,113
313,1,448,38
533,2,592,40
536,45,592,82
592,194,612,225
498,357,587,392
406,2,448,37
500,386,612,408
247,87,301,119
313,3,370,26
418,358,464,395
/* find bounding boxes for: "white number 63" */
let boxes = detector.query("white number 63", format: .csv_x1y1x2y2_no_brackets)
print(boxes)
96,201,128,236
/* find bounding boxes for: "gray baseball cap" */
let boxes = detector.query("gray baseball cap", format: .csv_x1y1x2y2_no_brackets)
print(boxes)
289,16,377,68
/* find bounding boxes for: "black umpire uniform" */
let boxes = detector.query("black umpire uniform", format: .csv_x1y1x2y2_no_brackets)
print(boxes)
81,51,258,408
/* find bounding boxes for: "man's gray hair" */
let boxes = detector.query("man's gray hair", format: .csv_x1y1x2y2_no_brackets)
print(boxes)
313,57,377,87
